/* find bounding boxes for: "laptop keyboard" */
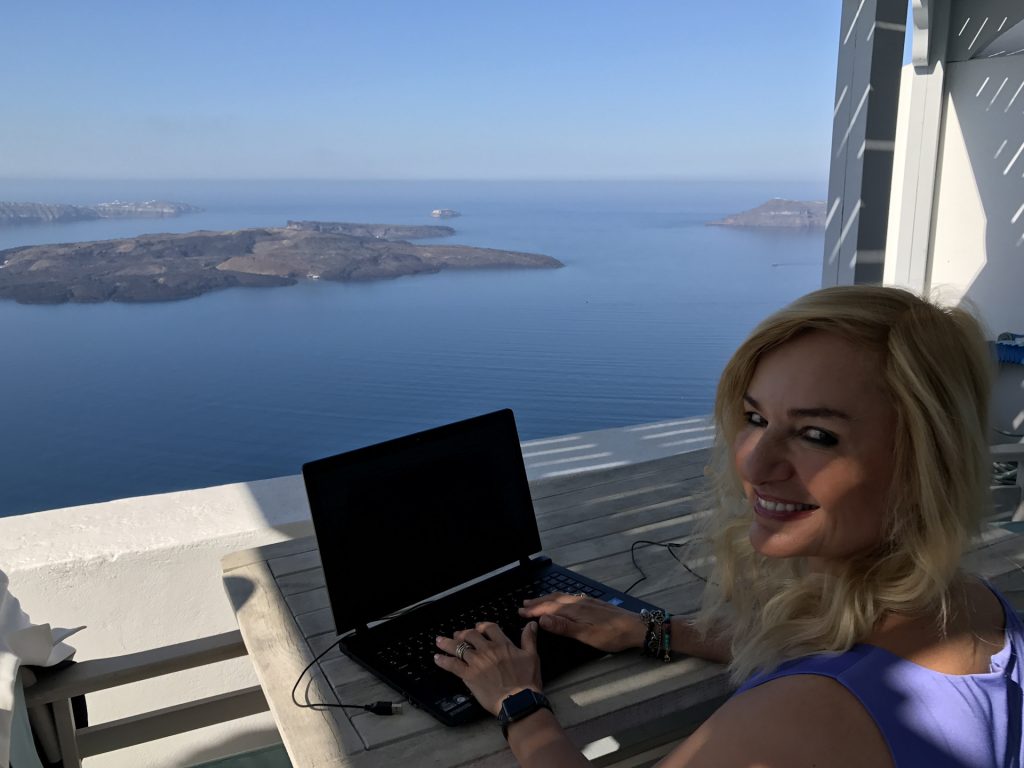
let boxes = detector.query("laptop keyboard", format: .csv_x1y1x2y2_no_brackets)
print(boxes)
376,571,604,682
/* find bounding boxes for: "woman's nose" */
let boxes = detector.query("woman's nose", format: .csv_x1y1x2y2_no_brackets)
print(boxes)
736,429,793,485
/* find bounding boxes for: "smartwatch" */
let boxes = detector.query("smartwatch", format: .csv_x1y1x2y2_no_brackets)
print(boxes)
497,689,552,740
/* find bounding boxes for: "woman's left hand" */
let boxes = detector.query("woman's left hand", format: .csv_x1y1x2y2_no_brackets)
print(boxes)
434,621,543,716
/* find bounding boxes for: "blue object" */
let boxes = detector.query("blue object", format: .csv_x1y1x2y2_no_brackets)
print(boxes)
995,335,1024,365
735,583,1023,767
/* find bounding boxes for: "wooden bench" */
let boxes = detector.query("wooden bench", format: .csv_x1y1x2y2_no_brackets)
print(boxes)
22,630,269,767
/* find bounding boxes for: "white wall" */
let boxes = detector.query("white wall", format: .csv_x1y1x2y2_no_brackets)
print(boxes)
933,55,1024,437
887,55,1024,436
929,55,1024,337
1,474,313,768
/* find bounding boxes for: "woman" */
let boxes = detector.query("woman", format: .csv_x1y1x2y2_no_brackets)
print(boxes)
435,286,1022,767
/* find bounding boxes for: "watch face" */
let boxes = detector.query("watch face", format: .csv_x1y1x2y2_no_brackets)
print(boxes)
502,689,540,719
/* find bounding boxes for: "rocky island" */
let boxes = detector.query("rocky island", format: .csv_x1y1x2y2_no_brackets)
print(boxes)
0,221,563,304
707,199,826,228
285,220,456,239
0,200,202,226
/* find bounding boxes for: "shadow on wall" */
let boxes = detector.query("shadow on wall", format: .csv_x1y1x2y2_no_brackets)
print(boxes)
940,53,1024,436
239,472,314,540
179,731,288,768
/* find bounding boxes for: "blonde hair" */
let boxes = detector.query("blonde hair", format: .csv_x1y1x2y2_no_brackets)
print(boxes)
694,286,994,683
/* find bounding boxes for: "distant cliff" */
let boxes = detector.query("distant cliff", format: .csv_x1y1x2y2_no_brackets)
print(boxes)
707,199,827,228
0,221,563,304
285,220,455,240
93,201,202,218
0,200,202,226
0,203,100,224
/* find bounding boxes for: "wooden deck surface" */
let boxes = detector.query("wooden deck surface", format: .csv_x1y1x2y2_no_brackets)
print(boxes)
221,450,1024,767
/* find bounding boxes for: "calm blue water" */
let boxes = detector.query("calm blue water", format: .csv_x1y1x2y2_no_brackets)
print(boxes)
0,180,823,516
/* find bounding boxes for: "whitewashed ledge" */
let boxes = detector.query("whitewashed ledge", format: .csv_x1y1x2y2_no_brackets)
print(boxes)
0,416,713,768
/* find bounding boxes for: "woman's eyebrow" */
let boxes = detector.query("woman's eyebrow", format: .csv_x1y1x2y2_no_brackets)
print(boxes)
743,394,852,421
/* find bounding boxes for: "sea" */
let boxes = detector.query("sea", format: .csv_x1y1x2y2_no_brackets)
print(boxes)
0,179,824,516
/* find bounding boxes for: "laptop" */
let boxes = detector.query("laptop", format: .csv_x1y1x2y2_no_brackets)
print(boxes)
303,409,661,726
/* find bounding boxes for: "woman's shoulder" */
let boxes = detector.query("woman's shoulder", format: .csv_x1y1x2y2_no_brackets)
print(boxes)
863,578,1008,675
657,674,892,768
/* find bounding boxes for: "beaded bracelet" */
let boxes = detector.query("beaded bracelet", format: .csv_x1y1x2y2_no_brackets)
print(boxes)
639,608,673,662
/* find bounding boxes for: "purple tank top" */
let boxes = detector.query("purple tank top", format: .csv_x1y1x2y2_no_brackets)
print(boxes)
734,584,1023,767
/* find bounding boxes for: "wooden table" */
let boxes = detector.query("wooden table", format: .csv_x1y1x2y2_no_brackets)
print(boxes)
221,452,735,767
221,451,1024,767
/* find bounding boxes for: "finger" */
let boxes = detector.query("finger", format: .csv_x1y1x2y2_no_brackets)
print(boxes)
521,621,539,654
519,599,583,619
453,627,482,643
522,593,582,608
435,636,460,655
475,621,509,643
433,653,467,677
459,628,487,648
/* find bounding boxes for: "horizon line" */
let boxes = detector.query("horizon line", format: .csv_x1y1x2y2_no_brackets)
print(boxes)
0,175,828,185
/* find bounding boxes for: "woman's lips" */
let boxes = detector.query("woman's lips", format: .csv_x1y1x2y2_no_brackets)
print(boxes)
753,494,818,521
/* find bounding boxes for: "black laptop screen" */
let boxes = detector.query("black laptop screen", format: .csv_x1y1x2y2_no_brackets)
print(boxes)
303,410,543,635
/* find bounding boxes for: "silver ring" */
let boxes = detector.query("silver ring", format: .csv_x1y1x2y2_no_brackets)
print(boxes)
455,640,474,662
573,592,587,598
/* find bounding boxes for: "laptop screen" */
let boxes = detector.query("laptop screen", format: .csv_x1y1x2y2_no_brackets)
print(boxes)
303,409,543,635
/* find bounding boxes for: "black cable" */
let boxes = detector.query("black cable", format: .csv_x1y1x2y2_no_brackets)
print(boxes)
623,539,708,595
289,598,438,714
291,635,403,715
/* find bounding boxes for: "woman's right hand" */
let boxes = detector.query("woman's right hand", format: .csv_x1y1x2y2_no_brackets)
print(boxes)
518,593,646,653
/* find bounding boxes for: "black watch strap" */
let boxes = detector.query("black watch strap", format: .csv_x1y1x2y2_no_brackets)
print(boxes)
497,689,552,740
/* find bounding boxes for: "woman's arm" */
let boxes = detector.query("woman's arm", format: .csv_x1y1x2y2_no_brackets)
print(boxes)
519,593,733,664
669,615,732,664
433,620,881,768
504,709,589,768
434,622,589,767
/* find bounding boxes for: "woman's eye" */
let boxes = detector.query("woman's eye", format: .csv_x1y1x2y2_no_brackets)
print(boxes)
744,411,767,428
801,427,838,447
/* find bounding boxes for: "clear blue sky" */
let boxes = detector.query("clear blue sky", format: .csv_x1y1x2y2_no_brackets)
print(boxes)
1,1,848,181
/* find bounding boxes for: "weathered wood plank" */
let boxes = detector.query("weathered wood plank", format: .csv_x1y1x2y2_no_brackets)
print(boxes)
277,568,326,596
320,654,371,689
77,686,268,758
308,631,346,657
25,631,248,705
963,533,1024,577
571,541,705,592
533,463,707,520
284,585,330,616
224,561,362,766
296,606,336,638
541,496,709,552
535,476,689,518
545,512,705,570
221,536,318,573
529,453,709,503
268,548,323,578
347,657,729,765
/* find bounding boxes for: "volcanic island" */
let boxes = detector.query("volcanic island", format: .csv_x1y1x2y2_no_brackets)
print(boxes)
0,220,564,305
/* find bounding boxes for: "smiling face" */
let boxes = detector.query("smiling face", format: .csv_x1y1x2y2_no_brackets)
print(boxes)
733,331,898,570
